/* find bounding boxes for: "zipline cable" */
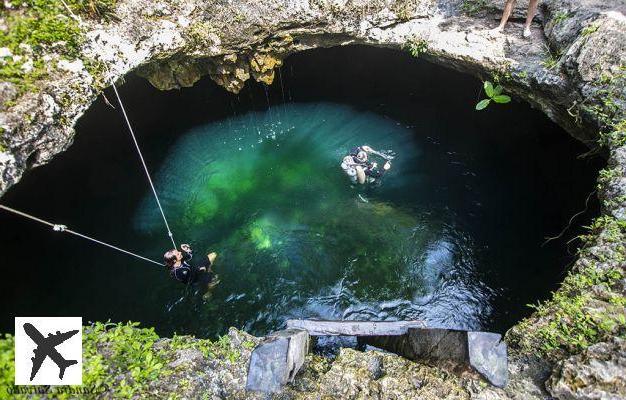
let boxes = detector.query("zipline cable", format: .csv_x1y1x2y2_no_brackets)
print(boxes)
0,204,164,266
110,82,177,249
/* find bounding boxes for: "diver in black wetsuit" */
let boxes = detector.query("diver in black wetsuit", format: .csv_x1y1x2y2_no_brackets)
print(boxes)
363,161,389,180
342,145,391,184
164,244,219,288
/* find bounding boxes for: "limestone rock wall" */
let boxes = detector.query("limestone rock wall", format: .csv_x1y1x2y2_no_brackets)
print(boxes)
1,0,624,197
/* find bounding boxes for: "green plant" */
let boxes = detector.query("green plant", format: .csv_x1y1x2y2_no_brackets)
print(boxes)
540,43,565,70
542,53,560,70
600,120,626,147
581,23,599,36
597,167,622,191
529,263,626,356
0,127,6,152
475,81,511,110
553,11,571,25
82,321,167,398
586,72,625,134
0,334,15,392
391,0,416,21
75,0,119,21
461,0,487,16
404,38,428,58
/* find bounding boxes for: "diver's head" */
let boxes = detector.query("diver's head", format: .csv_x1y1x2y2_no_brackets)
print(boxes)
356,151,368,162
163,249,182,268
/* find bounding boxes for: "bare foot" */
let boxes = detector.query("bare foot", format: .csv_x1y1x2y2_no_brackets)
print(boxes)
207,252,217,264
491,25,504,34
523,27,532,38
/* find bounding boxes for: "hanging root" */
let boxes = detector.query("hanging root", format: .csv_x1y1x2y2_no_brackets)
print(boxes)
102,92,116,109
542,190,596,246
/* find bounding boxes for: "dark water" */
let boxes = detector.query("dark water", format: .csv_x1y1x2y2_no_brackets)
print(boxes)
0,46,601,338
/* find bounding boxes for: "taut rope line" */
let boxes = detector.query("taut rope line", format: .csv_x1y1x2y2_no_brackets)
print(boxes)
110,82,177,249
0,204,163,266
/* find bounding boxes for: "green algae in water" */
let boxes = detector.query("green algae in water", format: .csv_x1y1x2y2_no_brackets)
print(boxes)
135,102,491,334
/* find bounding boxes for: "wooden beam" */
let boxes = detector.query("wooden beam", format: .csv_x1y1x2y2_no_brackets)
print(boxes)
285,319,425,336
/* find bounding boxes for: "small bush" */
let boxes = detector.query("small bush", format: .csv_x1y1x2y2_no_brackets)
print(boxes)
404,38,428,58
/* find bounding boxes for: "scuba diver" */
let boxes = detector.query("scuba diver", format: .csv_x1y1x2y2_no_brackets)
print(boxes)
164,244,220,292
341,145,392,184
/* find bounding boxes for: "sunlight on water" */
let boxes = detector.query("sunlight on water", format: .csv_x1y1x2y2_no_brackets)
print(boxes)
135,102,493,334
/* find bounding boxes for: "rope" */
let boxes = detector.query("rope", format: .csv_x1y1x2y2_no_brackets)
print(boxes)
110,82,177,249
0,204,164,266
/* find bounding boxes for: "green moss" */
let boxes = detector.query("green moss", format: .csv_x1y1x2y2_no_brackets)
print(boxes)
0,127,6,152
599,119,626,148
169,332,241,363
581,22,600,36
512,216,626,360
552,11,571,25
597,167,623,191
530,266,625,356
0,334,15,393
586,66,626,135
81,321,166,398
83,57,109,90
0,321,249,399
582,215,626,245
71,0,118,21
0,0,117,102
461,0,487,16
516,266,625,358
492,66,513,84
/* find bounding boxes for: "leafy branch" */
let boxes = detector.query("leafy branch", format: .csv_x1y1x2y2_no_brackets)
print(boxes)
475,81,511,110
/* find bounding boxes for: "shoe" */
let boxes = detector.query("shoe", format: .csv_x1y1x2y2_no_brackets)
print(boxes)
523,27,532,38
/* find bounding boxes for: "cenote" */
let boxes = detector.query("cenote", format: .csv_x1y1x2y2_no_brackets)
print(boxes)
0,46,602,339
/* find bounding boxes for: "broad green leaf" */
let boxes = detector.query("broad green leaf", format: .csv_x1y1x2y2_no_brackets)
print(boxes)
494,85,503,96
483,81,494,98
475,99,490,110
493,95,511,104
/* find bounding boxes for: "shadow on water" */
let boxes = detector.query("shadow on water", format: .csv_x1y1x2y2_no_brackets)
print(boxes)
0,45,603,338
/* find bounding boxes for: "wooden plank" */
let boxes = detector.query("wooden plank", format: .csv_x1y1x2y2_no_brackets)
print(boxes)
285,319,425,336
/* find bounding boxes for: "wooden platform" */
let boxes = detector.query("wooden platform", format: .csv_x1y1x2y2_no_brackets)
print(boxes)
285,319,425,336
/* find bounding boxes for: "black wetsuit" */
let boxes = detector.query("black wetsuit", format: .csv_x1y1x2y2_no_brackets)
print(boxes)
170,249,218,289
170,249,198,284
366,167,382,178
349,147,365,164
349,146,387,182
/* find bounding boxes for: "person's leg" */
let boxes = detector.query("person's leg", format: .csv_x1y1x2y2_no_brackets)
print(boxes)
200,252,220,298
494,0,517,31
523,0,539,37
356,166,366,184
207,252,217,266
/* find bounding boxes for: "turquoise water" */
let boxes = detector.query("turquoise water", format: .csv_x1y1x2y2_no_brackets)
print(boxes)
0,46,601,338
135,102,493,333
